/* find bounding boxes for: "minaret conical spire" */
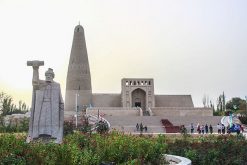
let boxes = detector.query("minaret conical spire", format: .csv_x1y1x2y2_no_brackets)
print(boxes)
65,24,92,112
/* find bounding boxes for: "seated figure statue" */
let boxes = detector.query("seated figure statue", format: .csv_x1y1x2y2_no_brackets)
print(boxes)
27,61,64,143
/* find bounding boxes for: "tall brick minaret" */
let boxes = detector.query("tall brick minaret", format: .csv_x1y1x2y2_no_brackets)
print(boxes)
65,24,92,113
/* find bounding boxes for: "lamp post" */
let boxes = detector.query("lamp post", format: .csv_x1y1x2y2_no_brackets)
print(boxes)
75,92,79,128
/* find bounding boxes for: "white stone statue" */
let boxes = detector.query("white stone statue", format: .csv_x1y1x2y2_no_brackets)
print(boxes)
27,61,64,143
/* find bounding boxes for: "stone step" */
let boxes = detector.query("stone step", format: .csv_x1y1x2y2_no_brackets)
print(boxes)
104,116,222,133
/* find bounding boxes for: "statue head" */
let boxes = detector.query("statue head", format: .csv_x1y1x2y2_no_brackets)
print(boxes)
45,68,55,82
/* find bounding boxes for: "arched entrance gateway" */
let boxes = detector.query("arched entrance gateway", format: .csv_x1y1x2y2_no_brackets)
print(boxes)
131,88,146,110
121,78,155,112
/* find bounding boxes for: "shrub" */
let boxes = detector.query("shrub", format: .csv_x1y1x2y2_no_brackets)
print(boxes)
239,115,247,125
0,131,168,164
0,117,29,133
96,120,109,134
1,132,247,164
167,134,247,164
63,120,75,136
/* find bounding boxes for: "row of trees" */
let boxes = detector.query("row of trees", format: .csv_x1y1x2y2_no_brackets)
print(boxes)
203,92,247,115
216,92,226,111
0,92,29,116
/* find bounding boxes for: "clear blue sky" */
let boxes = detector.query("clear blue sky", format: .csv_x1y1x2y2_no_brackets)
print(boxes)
0,0,247,107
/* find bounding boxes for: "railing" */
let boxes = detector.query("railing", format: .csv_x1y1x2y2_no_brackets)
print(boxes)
151,107,212,110
137,107,143,116
147,107,153,116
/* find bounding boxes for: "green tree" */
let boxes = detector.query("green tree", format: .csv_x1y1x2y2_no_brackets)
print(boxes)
14,100,29,114
0,92,15,115
0,92,29,116
222,92,226,111
216,92,226,112
226,97,246,112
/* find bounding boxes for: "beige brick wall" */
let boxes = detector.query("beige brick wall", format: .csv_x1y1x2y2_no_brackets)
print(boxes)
155,95,194,107
92,94,121,107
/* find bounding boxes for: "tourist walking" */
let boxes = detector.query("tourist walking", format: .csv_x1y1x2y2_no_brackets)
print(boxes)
144,125,147,132
197,123,201,134
201,125,205,134
205,124,208,134
180,125,187,134
209,124,213,134
136,123,139,131
140,123,143,133
217,123,221,134
222,124,225,134
191,123,194,134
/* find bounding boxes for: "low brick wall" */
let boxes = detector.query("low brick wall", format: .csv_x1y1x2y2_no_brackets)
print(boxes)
152,107,213,116
86,107,141,116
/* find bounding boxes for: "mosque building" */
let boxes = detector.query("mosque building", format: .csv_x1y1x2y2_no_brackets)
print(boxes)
64,24,213,120
65,25,213,116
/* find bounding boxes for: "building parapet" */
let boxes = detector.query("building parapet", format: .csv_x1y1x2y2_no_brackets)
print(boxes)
151,107,212,111
151,107,213,116
122,78,153,87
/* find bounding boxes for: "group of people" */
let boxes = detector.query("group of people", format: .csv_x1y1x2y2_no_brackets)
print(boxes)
190,123,214,134
217,123,244,134
216,123,226,134
136,123,148,132
190,123,244,134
